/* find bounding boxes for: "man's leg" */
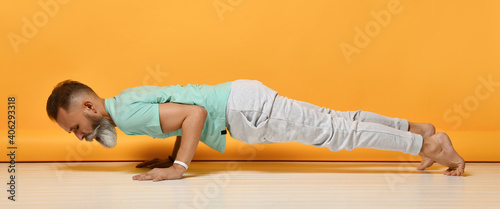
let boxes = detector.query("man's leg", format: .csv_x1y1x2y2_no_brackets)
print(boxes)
292,100,409,130
264,95,424,156
228,81,424,156
226,80,464,175
293,99,436,137
267,95,465,175
292,98,438,170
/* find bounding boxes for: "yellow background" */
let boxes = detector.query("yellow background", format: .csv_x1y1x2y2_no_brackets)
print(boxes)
1,0,499,162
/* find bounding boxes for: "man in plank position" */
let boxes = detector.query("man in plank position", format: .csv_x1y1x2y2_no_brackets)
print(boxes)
46,79,465,182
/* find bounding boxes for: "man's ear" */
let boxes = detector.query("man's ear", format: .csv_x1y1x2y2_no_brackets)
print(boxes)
82,100,96,113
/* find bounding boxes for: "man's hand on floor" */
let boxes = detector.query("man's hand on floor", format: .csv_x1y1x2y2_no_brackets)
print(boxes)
136,157,174,169
132,164,185,182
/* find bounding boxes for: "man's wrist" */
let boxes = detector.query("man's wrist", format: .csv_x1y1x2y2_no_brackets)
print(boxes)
173,160,188,170
172,163,187,173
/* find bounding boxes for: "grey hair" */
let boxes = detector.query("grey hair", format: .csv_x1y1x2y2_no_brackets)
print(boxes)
84,117,117,148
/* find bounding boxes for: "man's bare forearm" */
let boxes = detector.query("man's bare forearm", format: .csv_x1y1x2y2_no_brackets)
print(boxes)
171,136,181,160
173,107,207,170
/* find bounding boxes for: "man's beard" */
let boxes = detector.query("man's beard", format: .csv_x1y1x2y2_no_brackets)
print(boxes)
83,114,117,148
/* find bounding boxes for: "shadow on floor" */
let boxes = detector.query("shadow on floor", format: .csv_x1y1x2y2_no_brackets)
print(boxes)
55,161,462,177
188,161,452,175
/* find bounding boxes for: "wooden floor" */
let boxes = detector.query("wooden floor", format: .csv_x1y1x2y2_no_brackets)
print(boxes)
1,162,499,208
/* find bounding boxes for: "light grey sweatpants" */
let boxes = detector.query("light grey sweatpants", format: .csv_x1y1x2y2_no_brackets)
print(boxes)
225,79,423,156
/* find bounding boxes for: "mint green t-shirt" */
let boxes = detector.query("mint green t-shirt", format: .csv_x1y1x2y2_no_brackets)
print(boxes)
104,81,232,153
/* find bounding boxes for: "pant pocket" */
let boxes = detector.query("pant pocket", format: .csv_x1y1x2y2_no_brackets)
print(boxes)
227,110,271,144
239,110,269,129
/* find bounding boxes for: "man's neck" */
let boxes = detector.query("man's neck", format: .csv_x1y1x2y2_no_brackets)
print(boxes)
99,97,116,127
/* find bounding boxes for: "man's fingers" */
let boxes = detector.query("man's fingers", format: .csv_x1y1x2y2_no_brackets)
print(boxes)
136,158,160,168
133,169,160,181
132,167,182,182
132,169,155,180
133,173,153,181
132,174,144,180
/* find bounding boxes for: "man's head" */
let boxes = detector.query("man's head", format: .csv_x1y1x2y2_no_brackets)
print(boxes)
46,80,117,148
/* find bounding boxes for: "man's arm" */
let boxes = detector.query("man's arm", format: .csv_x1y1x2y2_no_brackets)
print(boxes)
135,135,181,168
172,135,181,159
132,103,207,181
